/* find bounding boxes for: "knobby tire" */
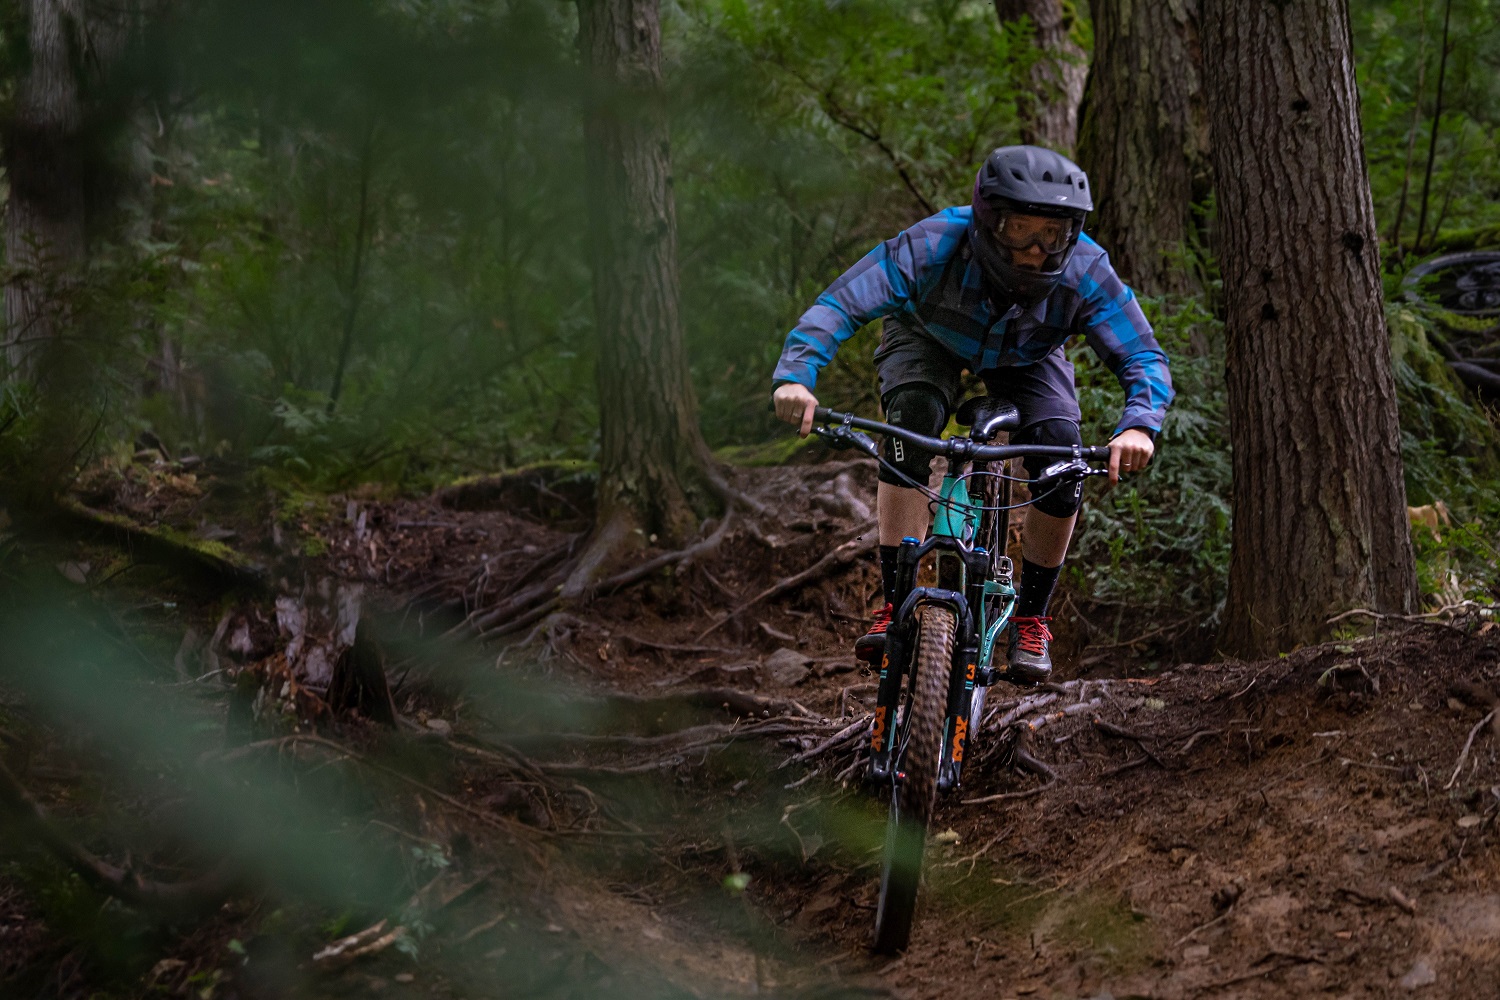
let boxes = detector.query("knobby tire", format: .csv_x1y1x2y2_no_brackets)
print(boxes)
873,604,956,954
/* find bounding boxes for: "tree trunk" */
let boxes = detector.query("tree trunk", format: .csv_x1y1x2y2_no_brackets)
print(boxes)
3,0,88,379
993,0,1088,151
576,0,715,556
1076,0,1208,296
1203,0,1418,657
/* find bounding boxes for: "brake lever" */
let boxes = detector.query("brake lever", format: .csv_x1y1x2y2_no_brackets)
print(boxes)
812,424,877,455
1031,458,1105,492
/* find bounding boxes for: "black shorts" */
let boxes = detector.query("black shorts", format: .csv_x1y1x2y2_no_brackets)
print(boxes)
873,321,1085,515
872,319,1082,427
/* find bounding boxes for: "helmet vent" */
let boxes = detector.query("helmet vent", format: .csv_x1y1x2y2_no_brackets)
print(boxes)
1042,171,1053,182
1010,169,1024,181
1079,180,1087,189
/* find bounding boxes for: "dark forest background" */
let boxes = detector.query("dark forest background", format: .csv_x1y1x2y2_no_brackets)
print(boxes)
2,2,1500,996
3,0,1497,617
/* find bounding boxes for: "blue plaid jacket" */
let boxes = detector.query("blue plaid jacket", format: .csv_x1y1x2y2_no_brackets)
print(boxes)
772,206,1174,436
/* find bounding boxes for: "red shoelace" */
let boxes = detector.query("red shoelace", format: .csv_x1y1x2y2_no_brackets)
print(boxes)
1012,616,1053,655
866,603,894,635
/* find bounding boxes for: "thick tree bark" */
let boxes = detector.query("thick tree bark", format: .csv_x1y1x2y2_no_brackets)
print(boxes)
576,0,715,554
993,0,1088,151
3,0,88,379
1203,0,1418,657
1076,0,1208,296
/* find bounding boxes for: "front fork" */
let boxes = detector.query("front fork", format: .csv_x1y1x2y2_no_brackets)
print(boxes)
867,538,985,791
869,622,979,791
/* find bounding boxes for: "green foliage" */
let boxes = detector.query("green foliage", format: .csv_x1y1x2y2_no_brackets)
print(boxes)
0,0,1041,488
1069,291,1232,615
1387,302,1500,602
1353,0,1500,251
672,0,1036,441
0,0,1496,618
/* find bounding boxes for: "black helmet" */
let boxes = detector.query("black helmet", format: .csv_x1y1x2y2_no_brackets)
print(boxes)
970,146,1093,304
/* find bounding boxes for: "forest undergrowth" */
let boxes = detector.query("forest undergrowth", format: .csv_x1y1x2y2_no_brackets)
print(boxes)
4,445,1500,999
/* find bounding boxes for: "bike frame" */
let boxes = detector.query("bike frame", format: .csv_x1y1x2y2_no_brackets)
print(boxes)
811,404,1108,796
868,461,1017,794
813,405,1110,954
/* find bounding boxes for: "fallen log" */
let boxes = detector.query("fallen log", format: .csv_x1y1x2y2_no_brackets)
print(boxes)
49,498,268,590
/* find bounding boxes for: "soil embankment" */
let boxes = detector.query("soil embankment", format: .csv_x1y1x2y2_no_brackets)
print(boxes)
4,456,1500,999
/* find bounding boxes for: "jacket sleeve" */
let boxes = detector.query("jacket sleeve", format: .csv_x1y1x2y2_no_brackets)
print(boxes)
771,226,930,389
1075,254,1175,437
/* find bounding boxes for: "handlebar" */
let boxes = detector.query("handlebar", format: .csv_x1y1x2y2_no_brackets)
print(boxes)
812,407,1112,464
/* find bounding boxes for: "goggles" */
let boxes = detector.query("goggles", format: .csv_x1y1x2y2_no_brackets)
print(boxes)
992,211,1079,256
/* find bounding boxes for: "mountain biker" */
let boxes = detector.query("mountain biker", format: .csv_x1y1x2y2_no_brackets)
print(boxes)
771,145,1173,684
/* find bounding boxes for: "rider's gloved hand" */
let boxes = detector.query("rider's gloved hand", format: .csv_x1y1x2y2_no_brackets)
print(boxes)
772,382,819,438
1107,427,1155,484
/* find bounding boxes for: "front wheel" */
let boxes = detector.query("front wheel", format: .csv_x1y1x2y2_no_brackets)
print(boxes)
873,604,955,954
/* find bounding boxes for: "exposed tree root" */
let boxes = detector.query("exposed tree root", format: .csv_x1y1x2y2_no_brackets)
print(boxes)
777,715,871,769
496,719,801,752
221,735,553,854
701,460,770,517
593,686,818,720
472,508,738,640
0,756,239,915
616,633,738,657
697,521,876,639
559,509,636,603
1445,709,1495,789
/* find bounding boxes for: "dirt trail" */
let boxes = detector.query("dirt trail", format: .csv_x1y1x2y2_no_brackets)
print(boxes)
7,456,1500,1000
349,461,1500,999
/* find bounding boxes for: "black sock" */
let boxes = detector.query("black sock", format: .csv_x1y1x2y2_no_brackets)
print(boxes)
1017,558,1061,618
879,545,900,606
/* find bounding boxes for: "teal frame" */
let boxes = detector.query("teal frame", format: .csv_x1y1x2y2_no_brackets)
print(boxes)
928,473,1018,676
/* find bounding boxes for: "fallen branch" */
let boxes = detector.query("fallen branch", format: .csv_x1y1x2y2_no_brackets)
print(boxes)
963,778,1057,805
1326,600,1486,627
534,754,713,776
596,686,818,720
944,827,1011,873
778,715,870,769
1450,361,1500,393
313,920,406,969
616,634,738,657
697,522,877,639
500,718,820,756
1444,709,1495,789
989,693,1058,731
1178,729,1224,754
1012,698,1104,735
1173,900,1238,948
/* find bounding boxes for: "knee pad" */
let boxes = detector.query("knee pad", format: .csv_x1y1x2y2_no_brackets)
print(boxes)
878,384,948,487
1014,419,1084,517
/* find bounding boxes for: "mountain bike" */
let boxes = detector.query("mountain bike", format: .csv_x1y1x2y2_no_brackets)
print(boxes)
810,401,1110,954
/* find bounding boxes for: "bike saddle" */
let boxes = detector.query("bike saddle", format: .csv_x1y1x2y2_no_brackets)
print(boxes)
954,396,1020,442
